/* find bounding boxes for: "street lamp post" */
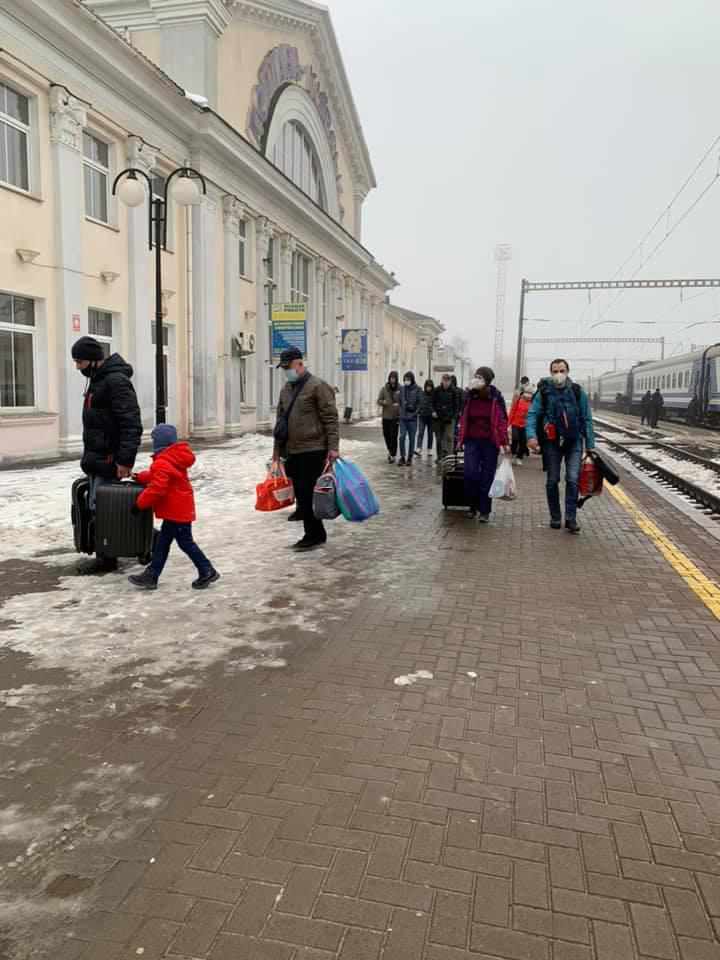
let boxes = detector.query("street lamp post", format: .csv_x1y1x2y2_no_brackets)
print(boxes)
113,165,207,425
514,279,527,389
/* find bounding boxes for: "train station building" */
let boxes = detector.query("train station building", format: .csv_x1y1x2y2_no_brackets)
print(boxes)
0,0,469,463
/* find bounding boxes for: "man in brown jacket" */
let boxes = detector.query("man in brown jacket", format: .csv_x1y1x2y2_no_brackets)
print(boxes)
274,347,340,551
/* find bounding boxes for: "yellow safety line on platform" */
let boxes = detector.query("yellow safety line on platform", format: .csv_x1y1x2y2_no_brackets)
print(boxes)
607,483,720,621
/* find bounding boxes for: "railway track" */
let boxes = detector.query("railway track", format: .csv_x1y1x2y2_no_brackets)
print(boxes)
594,418,720,513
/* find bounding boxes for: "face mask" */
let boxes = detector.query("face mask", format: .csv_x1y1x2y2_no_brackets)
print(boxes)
286,368,300,383
552,372,568,386
470,378,485,391
80,365,94,378
404,380,411,387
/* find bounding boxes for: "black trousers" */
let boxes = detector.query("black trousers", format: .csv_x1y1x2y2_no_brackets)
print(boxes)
382,419,399,457
286,450,327,542
511,426,528,459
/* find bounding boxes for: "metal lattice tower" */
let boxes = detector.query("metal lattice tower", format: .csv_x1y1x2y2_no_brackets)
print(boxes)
494,244,512,378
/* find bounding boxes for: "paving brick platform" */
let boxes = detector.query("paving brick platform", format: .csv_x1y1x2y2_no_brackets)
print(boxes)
5,430,720,960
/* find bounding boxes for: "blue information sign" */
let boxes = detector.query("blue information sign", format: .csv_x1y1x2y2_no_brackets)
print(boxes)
341,329,368,372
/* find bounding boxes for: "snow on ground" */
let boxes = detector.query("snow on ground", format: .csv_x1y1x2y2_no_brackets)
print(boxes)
0,435,379,719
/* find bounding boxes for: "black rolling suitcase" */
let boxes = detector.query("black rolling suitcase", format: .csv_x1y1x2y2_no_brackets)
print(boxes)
441,453,466,510
95,482,153,560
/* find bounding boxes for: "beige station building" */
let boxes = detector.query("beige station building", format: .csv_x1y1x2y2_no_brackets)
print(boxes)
0,0,470,463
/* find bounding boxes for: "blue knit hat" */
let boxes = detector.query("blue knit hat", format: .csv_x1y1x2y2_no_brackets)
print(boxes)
152,423,178,453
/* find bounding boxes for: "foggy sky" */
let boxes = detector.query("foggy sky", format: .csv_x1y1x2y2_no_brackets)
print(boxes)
328,0,720,385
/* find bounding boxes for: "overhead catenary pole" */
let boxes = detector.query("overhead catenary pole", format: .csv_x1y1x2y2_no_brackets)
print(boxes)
514,278,527,388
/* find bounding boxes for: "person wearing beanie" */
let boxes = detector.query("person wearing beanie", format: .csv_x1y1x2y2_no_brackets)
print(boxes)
71,335,143,575
128,425,219,591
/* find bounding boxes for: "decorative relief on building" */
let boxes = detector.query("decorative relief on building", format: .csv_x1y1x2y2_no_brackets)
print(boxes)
49,86,87,151
247,44,343,215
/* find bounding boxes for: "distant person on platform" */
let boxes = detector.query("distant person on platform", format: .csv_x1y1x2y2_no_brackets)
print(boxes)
508,380,533,465
650,387,664,428
416,379,436,458
377,371,401,464
71,335,143,575
512,375,532,402
526,358,596,534
273,347,339,551
640,389,653,426
433,374,458,462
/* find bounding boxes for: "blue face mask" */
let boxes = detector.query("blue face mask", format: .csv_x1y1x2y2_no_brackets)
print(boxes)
286,368,300,383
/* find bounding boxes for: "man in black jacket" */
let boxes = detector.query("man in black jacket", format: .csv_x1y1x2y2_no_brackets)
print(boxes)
71,336,143,574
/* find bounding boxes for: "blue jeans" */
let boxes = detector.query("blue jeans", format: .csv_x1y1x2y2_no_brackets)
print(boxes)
464,439,499,515
417,416,434,451
544,440,583,522
150,520,212,579
88,475,112,512
399,418,418,461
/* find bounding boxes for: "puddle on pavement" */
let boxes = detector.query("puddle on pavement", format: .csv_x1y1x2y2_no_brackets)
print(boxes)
45,874,94,898
0,560,66,605
0,648,70,692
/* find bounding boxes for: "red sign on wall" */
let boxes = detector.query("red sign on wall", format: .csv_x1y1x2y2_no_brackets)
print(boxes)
72,313,80,332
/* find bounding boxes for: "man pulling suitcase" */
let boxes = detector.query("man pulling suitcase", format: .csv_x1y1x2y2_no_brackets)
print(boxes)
71,336,143,574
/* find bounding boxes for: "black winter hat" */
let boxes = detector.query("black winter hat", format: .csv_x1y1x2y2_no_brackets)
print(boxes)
71,336,105,362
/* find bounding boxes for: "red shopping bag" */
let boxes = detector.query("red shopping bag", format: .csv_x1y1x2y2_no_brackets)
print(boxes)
579,456,603,499
255,463,295,512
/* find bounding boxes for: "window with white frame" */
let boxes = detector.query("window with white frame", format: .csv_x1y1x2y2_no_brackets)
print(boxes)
0,81,30,192
0,292,35,408
88,308,113,357
272,121,327,210
239,219,248,277
83,131,109,223
290,251,311,302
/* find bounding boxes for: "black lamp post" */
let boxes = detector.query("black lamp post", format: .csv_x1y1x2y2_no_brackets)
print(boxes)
112,165,207,425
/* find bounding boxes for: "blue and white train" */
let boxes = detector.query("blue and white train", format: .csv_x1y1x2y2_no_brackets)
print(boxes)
595,344,720,424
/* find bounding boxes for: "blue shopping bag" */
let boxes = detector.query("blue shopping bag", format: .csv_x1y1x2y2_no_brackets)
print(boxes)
334,459,380,523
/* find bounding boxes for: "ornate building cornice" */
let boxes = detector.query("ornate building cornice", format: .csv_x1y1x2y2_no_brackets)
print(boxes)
85,0,235,36
127,134,157,172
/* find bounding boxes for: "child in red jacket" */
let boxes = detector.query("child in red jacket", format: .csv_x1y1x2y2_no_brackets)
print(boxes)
128,424,219,591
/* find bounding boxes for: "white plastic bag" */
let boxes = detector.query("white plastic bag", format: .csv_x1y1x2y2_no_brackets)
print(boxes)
490,456,516,500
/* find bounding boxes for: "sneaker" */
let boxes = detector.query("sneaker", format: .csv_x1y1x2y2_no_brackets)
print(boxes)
415,449,422,456
466,508,478,519
77,556,119,576
478,514,490,523
292,537,326,552
128,567,158,590
192,567,220,589
387,455,396,464
565,520,581,534
398,458,407,466
287,510,303,522
550,519,562,529
513,458,523,466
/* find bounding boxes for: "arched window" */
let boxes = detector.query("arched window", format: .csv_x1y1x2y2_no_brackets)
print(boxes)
272,121,327,210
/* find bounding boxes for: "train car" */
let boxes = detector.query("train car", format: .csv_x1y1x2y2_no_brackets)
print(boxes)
597,370,632,406
630,350,701,421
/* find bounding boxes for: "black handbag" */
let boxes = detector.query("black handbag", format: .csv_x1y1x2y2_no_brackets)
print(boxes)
273,379,308,446
590,450,619,486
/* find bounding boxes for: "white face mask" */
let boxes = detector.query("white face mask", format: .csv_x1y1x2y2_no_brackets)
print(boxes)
470,378,485,390
403,380,412,387
552,371,568,386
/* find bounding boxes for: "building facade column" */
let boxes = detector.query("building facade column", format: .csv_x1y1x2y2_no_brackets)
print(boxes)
342,276,353,415
49,86,87,455
326,268,340,393
279,234,294,302
126,135,156,430
315,259,328,382
359,288,371,418
222,194,243,433
191,191,221,438
351,281,362,419
254,217,273,427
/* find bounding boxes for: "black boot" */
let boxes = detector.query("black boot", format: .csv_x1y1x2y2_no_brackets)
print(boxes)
77,556,118,576
292,536,326,552
287,510,303,522
565,519,581,534
192,567,220,590
128,567,158,590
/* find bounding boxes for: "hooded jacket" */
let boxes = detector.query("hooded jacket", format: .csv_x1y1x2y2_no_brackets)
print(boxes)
377,374,400,420
136,441,197,523
418,384,435,417
458,384,508,449
433,385,457,422
80,353,143,479
399,375,422,420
